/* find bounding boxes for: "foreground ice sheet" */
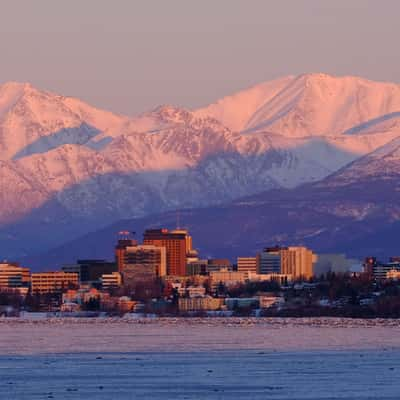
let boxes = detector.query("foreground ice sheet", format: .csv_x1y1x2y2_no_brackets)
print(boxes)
1,351,400,399
1,318,400,399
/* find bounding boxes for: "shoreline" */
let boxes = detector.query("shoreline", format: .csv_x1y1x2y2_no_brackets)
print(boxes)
2,316,400,327
2,317,400,355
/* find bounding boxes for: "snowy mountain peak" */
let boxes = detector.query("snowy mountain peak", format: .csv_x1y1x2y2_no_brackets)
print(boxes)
149,104,193,124
0,81,36,119
1,74,400,261
0,81,33,92
195,73,400,138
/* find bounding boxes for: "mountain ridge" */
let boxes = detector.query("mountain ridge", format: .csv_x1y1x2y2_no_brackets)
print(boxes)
1,72,400,262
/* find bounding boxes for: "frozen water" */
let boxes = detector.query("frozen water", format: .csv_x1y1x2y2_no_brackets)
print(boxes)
1,317,400,354
1,318,400,399
1,351,400,399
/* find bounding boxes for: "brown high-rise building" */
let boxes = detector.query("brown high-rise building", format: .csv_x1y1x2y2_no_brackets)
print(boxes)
143,228,192,276
115,238,137,272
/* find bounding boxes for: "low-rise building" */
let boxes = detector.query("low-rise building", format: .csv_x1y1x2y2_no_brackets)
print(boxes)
60,302,81,312
0,263,30,288
210,269,247,290
186,260,209,275
237,257,257,276
258,294,285,309
62,288,102,305
207,259,232,273
373,262,400,280
186,259,232,275
62,259,117,283
101,272,122,289
178,286,206,298
31,272,78,294
386,269,400,280
247,272,292,284
178,296,224,312
225,297,259,310
117,296,135,313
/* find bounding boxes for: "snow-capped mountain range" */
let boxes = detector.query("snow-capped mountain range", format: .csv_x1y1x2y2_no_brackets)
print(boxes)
1,73,400,261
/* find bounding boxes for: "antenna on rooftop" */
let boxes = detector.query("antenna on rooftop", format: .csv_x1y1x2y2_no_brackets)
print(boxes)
118,230,133,240
176,210,181,229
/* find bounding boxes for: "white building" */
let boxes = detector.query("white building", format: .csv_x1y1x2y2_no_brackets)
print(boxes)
101,272,122,289
237,257,257,276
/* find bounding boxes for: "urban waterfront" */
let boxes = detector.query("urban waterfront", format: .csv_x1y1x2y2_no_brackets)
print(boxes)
3,228,400,319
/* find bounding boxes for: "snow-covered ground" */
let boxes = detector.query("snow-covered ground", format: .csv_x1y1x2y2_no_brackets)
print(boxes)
1,318,400,399
1,317,400,354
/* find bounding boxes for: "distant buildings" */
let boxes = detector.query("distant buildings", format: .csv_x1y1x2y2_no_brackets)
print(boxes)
240,246,317,280
62,259,117,283
258,246,316,279
9,223,399,317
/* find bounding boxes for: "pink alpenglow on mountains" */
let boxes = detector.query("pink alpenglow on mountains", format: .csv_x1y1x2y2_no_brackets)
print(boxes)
1,73,400,261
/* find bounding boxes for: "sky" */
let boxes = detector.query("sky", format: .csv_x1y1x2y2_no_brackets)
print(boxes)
1,0,399,115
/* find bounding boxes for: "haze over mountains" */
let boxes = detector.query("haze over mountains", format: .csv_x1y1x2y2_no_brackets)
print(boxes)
1,73,400,267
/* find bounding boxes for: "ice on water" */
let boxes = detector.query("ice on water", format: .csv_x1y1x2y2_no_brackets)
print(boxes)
1,318,400,399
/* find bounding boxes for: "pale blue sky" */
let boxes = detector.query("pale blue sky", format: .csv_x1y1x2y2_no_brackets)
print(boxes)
1,0,399,115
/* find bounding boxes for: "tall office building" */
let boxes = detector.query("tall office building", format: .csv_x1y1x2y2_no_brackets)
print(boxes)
115,238,138,272
123,245,167,277
256,246,316,279
143,228,193,276
280,246,316,279
256,248,282,274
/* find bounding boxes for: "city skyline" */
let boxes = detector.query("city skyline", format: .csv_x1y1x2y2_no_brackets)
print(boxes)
2,2,400,398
